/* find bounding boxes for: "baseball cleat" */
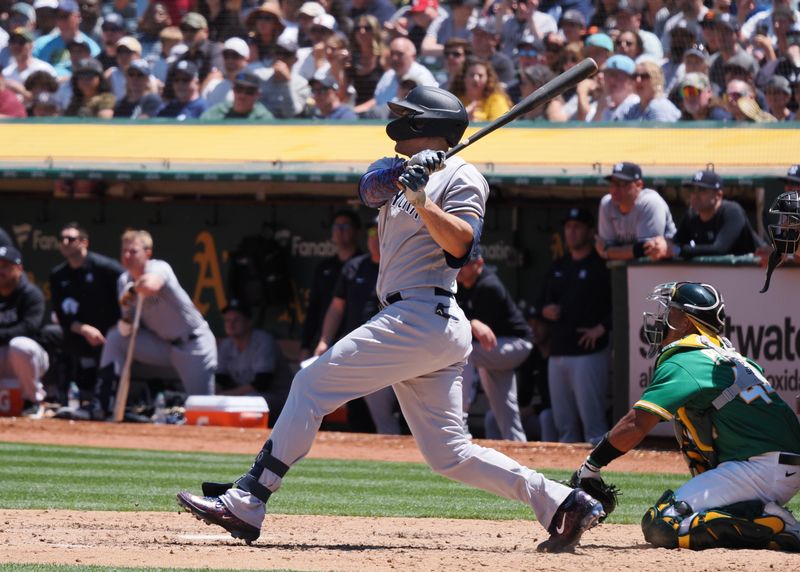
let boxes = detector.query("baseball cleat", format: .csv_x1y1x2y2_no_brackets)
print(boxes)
536,489,605,553
176,491,260,544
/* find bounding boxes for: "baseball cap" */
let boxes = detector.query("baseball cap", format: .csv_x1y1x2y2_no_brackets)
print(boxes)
32,91,61,110
399,67,429,88
604,54,635,76
615,0,643,15
182,12,208,30
172,59,198,79
723,51,758,76
34,0,59,9
471,17,498,35
311,13,336,31
410,0,438,12
223,37,250,58
57,0,79,14
309,72,338,90
605,161,642,182
233,71,260,89
0,246,22,265
714,12,738,32
766,74,792,96
128,58,151,75
298,1,326,18
101,12,125,31
11,2,36,23
67,35,90,50
681,72,710,91
780,164,800,183
585,33,613,52
10,27,35,43
683,44,709,63
562,207,595,226
246,1,285,28
275,31,298,54
559,8,586,28
116,36,142,54
73,57,103,75
684,169,722,190
221,298,251,318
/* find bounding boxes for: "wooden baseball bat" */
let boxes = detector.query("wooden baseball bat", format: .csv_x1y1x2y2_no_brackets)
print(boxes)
113,292,143,423
445,58,598,158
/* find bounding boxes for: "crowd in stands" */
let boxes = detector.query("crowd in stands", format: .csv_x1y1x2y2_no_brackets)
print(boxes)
0,0,798,121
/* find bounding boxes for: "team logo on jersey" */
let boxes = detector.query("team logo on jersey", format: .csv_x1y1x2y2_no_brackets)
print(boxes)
85,272,94,283
62,297,79,315
390,192,420,221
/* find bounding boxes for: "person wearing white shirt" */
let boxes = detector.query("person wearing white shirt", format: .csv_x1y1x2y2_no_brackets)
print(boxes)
203,37,250,107
2,29,56,93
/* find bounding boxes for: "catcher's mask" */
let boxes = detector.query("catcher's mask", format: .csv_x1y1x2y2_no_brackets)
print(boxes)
762,190,800,293
642,282,725,358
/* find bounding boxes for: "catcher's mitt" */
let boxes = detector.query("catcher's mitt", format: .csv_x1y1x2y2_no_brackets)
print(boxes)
567,471,620,522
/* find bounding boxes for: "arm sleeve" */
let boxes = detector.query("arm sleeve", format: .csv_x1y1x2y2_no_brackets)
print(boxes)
358,157,406,208
680,203,750,257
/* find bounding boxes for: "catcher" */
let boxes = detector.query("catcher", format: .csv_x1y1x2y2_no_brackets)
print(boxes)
569,281,800,551
761,165,800,293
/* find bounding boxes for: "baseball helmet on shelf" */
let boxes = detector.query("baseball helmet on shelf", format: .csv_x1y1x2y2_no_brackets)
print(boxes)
761,189,800,293
386,86,468,147
642,282,725,357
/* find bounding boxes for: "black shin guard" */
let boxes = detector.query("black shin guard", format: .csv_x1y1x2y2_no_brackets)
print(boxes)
202,440,290,504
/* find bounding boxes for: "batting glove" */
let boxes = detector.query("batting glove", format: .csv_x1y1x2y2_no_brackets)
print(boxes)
576,459,603,481
399,165,429,207
407,150,446,175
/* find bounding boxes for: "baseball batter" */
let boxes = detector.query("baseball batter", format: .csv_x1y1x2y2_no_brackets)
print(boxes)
91,230,217,418
572,282,800,551
178,86,605,553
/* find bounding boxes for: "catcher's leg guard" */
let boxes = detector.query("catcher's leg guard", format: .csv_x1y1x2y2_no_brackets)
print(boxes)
202,440,290,503
764,502,800,552
641,489,688,548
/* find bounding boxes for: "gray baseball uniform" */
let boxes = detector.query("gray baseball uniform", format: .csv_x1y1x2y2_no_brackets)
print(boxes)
218,155,574,532
597,188,677,246
99,259,217,395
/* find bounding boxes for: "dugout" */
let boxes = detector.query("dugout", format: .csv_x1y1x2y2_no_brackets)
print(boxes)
0,119,797,425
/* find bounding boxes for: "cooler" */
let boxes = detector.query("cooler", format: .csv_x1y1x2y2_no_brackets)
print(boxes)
184,395,269,428
0,378,23,417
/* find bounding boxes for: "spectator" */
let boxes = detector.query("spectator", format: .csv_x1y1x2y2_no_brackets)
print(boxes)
91,230,218,420
559,9,586,44
596,161,677,260
456,247,532,441
113,58,163,118
614,29,644,60
614,0,664,60
723,77,764,121
709,14,753,94
101,0,137,35
323,33,355,104
2,28,57,100
157,60,208,119
256,34,310,118
371,37,437,117
198,0,247,42
590,54,640,121
63,57,115,118
96,12,126,70
0,5,34,70
106,35,143,99
295,13,337,81
764,74,795,120
348,14,385,113
519,64,568,120
583,32,613,69
434,0,477,52
30,91,61,115
33,0,101,69
49,223,123,414
50,36,91,105
177,12,224,84
682,43,710,78
313,218,400,434
298,210,361,360
451,55,511,121
436,36,470,90
203,36,250,106
622,59,681,120
296,2,327,48
309,73,357,118
0,246,48,418
246,1,287,65
470,18,515,86
538,207,611,446
149,25,183,83
662,23,699,93
541,31,566,73
23,69,60,112
643,0,672,38
78,0,102,43
136,2,172,59
499,0,557,61
644,169,765,260
348,0,397,26
202,71,273,118
215,298,291,427
34,0,60,37
401,0,446,56
678,72,731,120
741,0,800,44
660,0,707,53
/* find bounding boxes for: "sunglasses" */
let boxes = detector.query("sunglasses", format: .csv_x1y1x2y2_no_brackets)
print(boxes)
681,86,702,98
518,48,537,57
633,72,650,80
234,85,258,95
444,50,465,58
60,235,80,243
180,25,199,33
725,91,746,100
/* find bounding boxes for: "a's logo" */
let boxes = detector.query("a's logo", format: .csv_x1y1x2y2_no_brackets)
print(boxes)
192,231,226,315
13,224,31,248
85,272,94,283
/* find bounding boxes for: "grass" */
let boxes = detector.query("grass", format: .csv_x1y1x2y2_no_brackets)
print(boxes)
1,442,797,525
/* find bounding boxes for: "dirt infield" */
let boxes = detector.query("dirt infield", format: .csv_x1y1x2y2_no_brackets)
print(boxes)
1,419,799,571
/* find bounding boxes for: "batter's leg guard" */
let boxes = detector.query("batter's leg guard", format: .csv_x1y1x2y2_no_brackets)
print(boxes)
201,440,290,504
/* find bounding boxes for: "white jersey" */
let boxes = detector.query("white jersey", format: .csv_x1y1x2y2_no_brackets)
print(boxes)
371,156,489,300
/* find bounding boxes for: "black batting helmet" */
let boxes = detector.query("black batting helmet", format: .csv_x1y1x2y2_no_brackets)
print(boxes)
386,86,468,147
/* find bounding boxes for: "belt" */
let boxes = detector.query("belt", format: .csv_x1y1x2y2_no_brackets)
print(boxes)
384,287,454,306
170,332,199,346
779,453,800,467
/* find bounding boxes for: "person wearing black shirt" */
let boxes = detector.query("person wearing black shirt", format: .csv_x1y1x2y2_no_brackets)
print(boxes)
299,210,361,360
49,222,123,404
0,226,12,248
456,247,532,441
313,220,400,434
538,207,612,445
0,245,48,417
644,169,764,260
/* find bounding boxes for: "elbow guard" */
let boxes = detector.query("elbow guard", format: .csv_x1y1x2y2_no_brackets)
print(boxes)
444,214,483,268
